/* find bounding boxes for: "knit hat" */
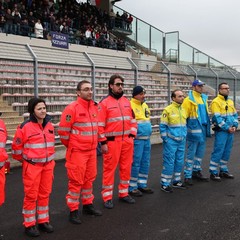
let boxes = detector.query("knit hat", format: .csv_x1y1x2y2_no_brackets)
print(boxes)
192,79,205,86
132,86,145,97
28,97,46,114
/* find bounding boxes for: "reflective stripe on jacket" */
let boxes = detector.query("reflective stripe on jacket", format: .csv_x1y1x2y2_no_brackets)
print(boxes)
0,120,8,167
130,98,152,138
182,90,211,141
211,94,238,131
12,115,55,163
98,95,137,142
160,101,187,142
58,97,98,150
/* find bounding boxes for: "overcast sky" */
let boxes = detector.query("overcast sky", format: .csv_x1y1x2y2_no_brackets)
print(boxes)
116,0,240,67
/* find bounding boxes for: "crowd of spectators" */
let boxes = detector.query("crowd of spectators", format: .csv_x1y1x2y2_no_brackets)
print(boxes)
0,0,132,51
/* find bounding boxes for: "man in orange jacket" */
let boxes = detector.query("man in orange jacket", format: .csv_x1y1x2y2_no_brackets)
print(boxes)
0,119,8,207
98,74,137,209
58,80,102,224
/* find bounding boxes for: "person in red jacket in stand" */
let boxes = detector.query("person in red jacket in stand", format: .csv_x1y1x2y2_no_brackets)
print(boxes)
0,119,8,207
58,80,102,225
98,74,137,209
12,98,55,237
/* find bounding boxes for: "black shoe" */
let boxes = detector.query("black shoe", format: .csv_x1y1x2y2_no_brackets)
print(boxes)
104,199,114,209
161,185,173,193
82,204,102,216
192,171,209,182
172,181,187,189
129,189,143,197
184,178,194,186
210,173,221,182
38,222,54,233
219,171,234,179
119,195,136,204
69,210,82,224
138,187,154,194
25,225,40,237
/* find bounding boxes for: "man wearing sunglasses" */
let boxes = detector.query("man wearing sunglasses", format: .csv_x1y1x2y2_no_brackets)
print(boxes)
209,83,238,181
98,74,137,209
182,79,211,186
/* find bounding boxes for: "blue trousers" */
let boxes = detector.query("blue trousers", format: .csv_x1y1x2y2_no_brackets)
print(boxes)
129,139,151,192
184,126,207,179
161,138,186,186
209,131,234,174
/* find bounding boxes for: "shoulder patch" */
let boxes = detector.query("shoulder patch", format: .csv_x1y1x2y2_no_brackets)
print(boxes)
66,115,72,122
15,137,22,145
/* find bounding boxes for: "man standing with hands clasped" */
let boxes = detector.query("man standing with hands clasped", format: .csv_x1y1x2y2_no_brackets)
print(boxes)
160,90,187,193
58,80,102,225
129,86,153,197
98,74,137,209
182,79,211,186
209,83,238,181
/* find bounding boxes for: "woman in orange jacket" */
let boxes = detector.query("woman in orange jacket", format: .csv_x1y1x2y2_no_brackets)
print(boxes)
12,98,55,237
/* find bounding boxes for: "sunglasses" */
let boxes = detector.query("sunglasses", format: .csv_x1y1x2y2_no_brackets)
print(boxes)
114,83,124,87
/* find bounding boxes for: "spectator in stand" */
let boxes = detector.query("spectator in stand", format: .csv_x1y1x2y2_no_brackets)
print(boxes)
109,8,116,29
60,21,68,34
121,12,128,30
42,11,50,31
117,38,126,51
34,18,43,38
20,18,29,36
127,14,133,31
4,8,13,34
28,11,36,33
0,5,5,17
85,26,92,46
20,4,28,20
13,9,21,35
50,16,60,32
0,16,6,33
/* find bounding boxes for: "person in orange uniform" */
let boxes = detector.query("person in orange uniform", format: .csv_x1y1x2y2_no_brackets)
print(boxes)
0,119,8,207
12,98,55,237
98,74,137,209
58,80,102,225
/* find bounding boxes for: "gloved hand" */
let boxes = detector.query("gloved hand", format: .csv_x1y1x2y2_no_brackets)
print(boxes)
128,134,135,138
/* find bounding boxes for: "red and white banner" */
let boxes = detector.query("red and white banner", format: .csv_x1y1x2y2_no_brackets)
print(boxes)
90,0,101,6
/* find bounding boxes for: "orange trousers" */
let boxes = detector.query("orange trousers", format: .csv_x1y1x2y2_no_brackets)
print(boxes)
65,148,97,211
101,136,134,202
22,160,55,227
0,166,5,206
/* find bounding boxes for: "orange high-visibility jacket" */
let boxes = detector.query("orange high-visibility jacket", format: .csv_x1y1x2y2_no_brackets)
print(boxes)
98,95,137,142
58,97,98,150
0,120,8,168
12,115,55,163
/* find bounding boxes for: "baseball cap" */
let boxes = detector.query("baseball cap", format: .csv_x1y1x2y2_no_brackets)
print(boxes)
192,79,205,87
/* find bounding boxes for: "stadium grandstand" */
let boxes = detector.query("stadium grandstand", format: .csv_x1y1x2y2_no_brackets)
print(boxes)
0,0,240,164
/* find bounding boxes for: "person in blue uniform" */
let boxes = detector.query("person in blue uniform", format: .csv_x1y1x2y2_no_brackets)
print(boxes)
159,89,187,193
182,79,211,186
129,86,153,197
209,82,238,181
